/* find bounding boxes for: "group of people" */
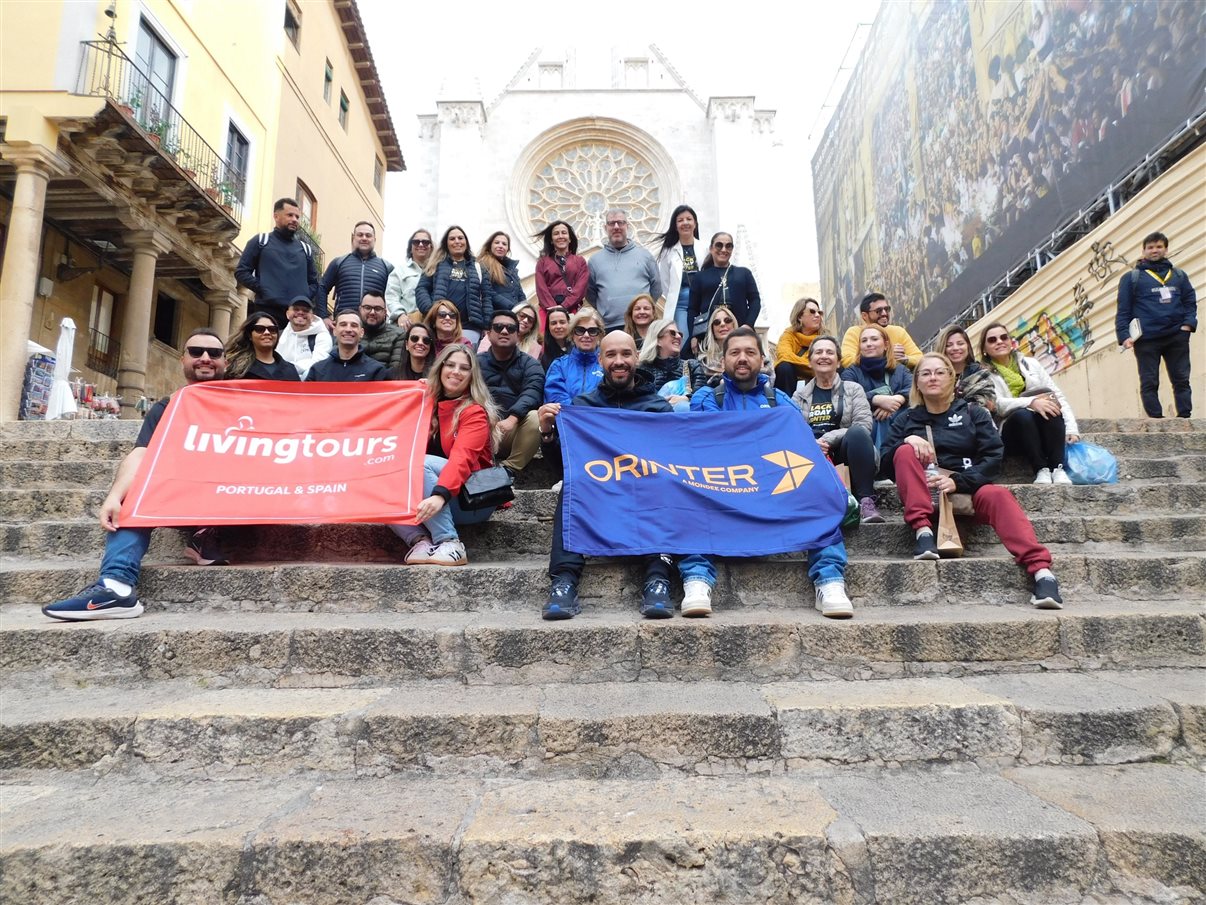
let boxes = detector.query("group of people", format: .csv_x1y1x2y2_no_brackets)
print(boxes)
42,200,1193,627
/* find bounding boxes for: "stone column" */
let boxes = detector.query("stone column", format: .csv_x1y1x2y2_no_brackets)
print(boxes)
206,289,240,340
0,143,69,421
116,230,171,418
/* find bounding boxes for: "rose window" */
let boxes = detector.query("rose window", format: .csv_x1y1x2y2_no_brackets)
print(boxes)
528,143,662,248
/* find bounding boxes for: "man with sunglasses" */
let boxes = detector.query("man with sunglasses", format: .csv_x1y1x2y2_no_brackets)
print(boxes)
43,329,232,620
840,292,924,369
478,310,546,478
586,209,662,331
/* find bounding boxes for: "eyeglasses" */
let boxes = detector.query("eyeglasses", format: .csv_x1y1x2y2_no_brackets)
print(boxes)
606,220,627,228
435,311,457,320
251,325,279,334
186,346,225,359
916,369,952,378
713,242,734,250
411,238,432,247
985,333,1011,343
360,305,386,314
573,326,603,337
491,323,518,334
408,335,431,346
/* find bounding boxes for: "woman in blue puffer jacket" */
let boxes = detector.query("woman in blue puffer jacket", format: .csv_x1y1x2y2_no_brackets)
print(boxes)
544,308,605,404
416,225,488,343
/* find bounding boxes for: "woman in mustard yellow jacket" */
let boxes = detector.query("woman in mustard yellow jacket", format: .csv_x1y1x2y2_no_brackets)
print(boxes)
774,297,824,392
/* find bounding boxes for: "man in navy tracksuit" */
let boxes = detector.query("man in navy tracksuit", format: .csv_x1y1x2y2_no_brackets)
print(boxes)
1116,231,1197,418
235,197,320,327
317,221,394,319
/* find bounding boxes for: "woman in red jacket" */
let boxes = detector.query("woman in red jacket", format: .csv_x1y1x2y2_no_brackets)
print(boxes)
392,345,500,565
533,220,588,328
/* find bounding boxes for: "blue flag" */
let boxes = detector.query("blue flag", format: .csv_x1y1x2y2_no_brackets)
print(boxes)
558,406,848,556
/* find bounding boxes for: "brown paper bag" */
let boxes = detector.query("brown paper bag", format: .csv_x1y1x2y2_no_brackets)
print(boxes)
936,489,964,558
834,463,851,491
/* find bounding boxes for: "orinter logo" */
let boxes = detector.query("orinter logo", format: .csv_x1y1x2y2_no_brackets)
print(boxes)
582,448,818,495
761,450,816,495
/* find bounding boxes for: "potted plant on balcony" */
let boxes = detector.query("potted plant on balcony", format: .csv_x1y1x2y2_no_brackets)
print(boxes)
144,113,170,147
118,88,142,120
217,180,239,214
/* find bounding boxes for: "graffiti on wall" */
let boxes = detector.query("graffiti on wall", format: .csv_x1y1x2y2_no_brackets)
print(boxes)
1011,240,1131,375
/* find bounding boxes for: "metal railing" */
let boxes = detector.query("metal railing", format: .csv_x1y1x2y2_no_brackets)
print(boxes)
74,39,246,222
86,328,121,378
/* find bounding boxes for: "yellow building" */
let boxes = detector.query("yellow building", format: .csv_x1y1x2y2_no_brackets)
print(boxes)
0,0,403,420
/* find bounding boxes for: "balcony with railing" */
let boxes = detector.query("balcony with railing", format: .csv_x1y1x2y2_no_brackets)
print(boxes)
73,39,246,224
86,328,121,379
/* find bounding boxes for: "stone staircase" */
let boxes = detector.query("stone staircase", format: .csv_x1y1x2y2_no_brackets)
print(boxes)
0,417,1202,904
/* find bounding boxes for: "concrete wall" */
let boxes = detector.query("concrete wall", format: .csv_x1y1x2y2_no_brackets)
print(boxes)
273,0,389,264
964,144,1205,420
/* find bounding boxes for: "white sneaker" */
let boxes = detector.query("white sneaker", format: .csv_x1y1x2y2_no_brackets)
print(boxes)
681,579,713,617
426,539,468,566
403,537,436,564
1033,468,1052,484
1051,465,1073,485
815,581,854,619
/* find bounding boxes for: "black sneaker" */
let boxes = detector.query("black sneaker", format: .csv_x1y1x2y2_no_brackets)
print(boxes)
639,579,673,619
912,530,940,561
542,581,581,620
184,528,229,566
42,582,143,621
1030,575,1064,610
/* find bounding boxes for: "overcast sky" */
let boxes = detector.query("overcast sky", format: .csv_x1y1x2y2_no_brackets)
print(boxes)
359,0,882,294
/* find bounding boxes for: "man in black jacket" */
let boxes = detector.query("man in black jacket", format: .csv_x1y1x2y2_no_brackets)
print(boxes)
307,311,389,382
317,221,394,320
359,293,405,373
536,331,713,621
478,309,545,477
234,198,319,326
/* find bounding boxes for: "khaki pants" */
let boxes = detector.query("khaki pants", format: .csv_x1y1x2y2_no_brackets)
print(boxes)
498,411,542,473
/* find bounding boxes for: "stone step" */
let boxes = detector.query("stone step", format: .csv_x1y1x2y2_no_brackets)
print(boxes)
3,549,1204,613
1,763,1201,904
2,669,1200,777
2,601,1201,687
4,511,1206,563
3,425,1203,466
4,479,1205,525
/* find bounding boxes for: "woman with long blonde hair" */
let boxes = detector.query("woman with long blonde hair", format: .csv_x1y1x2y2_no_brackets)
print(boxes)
478,230,526,317
840,323,912,451
390,345,500,567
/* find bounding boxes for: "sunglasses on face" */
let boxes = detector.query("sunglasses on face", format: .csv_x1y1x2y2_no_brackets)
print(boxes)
251,325,279,334
491,323,518,334
986,334,1011,343
186,346,225,359
713,317,735,326
713,242,734,250
408,335,431,345
573,326,603,337
661,329,683,339
411,238,432,247
870,306,891,316
436,311,457,320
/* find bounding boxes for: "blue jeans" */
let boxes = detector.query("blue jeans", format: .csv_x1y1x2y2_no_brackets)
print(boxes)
98,527,154,587
678,554,717,587
673,284,691,337
391,454,494,545
807,541,848,586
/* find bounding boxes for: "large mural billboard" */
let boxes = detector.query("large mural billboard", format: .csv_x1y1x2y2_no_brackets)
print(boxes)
812,0,1206,340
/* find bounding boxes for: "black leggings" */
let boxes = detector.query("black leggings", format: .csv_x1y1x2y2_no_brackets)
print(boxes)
1001,408,1066,472
774,362,804,394
828,424,878,499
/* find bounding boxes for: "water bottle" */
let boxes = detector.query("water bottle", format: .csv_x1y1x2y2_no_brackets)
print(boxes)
925,461,941,511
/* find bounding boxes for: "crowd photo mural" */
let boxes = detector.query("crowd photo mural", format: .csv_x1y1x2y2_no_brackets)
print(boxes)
813,0,1206,341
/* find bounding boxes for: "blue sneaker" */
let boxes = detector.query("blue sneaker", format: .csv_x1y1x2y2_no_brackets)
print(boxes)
42,582,144,621
542,581,581,621
639,579,673,619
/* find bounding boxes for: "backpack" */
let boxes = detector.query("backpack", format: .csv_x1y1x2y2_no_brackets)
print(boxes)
259,232,313,262
306,334,317,352
712,380,777,409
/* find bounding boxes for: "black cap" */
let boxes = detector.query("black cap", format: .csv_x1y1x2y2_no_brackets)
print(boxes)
288,295,313,308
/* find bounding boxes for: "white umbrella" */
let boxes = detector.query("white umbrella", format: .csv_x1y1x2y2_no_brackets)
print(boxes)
46,317,79,420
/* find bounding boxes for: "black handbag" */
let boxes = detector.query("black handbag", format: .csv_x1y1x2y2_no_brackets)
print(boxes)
458,465,514,510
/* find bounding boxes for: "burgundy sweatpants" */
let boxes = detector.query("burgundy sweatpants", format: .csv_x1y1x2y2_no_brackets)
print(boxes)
893,445,1052,574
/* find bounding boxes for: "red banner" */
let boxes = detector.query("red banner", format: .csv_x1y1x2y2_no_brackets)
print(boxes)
119,380,432,527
